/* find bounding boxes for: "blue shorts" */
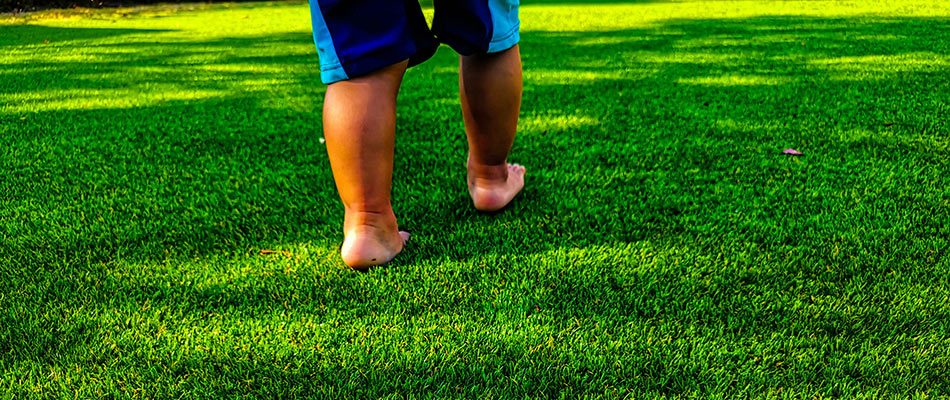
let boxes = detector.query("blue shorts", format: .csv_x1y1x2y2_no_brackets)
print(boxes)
308,0,520,84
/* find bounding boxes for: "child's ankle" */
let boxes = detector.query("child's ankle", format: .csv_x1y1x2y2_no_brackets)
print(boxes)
467,158,510,182
343,208,398,231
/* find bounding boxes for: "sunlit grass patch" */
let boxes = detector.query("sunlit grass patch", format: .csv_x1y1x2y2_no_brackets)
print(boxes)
526,68,635,84
519,113,599,133
677,75,794,86
810,53,950,74
4,87,229,112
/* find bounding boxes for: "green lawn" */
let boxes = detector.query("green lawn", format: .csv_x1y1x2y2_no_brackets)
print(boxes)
2,0,950,398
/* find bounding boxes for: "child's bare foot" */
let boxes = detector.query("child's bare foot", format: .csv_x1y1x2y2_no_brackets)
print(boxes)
467,156,526,212
341,210,409,270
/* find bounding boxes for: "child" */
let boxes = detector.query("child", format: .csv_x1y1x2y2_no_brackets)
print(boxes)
309,0,526,269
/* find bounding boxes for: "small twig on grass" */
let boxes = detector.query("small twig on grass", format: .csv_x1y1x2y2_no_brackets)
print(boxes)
259,249,293,257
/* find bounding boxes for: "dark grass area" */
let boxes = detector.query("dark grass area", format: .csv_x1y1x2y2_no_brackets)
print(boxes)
2,1,950,398
1,0,659,13
1,0,276,13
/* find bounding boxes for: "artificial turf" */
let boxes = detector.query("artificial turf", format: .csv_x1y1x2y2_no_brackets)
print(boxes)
2,0,950,398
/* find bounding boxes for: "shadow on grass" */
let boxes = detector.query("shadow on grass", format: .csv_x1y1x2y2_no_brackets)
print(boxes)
2,15,948,266
0,24,171,46
2,16,950,390
421,0,667,6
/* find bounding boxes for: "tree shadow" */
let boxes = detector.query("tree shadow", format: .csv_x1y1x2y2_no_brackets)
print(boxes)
3,17,950,392
0,24,171,46
403,15,950,262
2,15,948,267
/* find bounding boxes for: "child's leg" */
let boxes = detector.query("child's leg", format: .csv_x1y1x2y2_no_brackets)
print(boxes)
460,44,526,211
324,60,410,269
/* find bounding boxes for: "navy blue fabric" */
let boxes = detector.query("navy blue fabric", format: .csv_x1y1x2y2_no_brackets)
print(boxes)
432,0,494,55
309,0,519,83
314,0,438,81
403,0,440,67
